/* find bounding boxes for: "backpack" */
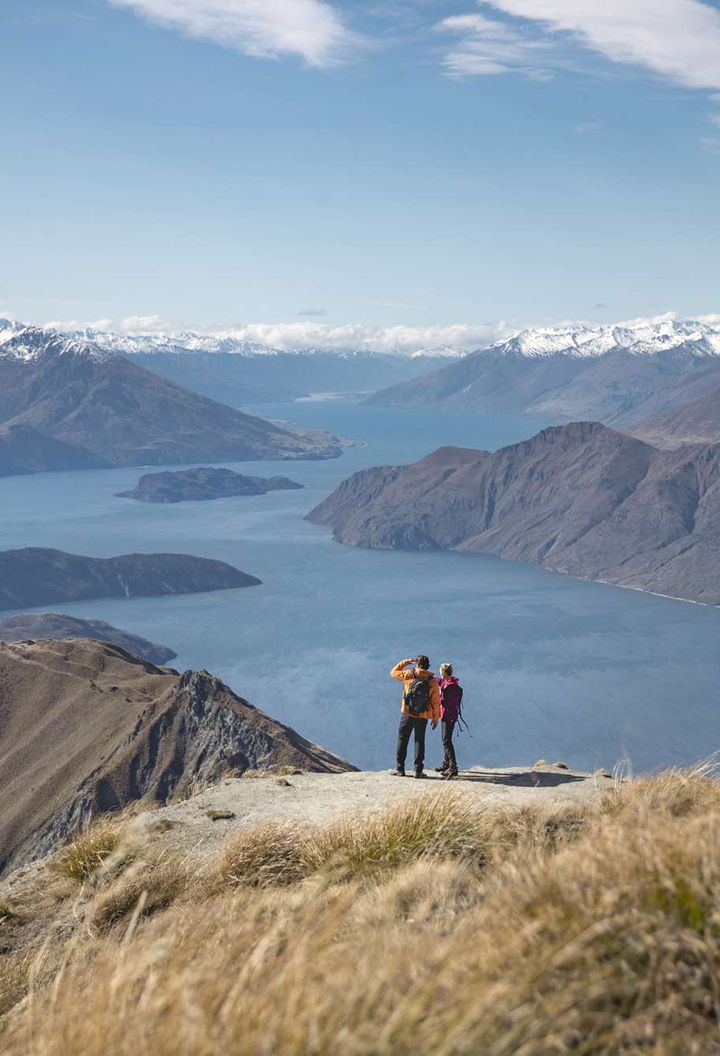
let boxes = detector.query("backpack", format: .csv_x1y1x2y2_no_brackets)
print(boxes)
440,681,463,722
404,677,431,716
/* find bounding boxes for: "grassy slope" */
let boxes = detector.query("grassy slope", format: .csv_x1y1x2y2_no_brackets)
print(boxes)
2,769,720,1054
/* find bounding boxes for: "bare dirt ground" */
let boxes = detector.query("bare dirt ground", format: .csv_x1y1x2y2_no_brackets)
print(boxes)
130,764,612,862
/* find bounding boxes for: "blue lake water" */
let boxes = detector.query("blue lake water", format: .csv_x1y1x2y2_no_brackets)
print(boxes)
1,402,719,774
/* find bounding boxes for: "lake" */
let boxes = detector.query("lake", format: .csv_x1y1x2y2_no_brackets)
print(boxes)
1,401,719,774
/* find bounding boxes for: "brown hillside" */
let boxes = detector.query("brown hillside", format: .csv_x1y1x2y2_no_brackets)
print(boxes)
0,638,353,875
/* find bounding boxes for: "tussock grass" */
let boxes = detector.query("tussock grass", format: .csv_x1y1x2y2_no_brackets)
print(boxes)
0,953,29,1019
49,820,124,882
208,822,307,890
91,853,192,930
5,768,720,1054
207,795,588,892
0,901,18,922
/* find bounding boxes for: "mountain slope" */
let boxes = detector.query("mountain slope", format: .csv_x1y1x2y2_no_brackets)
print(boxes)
0,613,177,664
0,638,354,873
367,317,720,427
0,323,342,466
7,321,461,406
308,422,720,605
0,424,110,476
629,383,720,448
0,548,260,610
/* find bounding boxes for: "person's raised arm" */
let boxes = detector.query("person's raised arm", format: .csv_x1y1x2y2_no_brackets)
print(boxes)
390,659,414,680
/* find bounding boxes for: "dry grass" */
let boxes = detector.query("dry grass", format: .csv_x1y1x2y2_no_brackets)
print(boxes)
90,853,192,930
4,768,720,1054
49,819,124,882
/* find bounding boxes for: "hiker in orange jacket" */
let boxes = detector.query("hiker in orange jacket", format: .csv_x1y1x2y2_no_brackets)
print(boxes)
390,655,441,778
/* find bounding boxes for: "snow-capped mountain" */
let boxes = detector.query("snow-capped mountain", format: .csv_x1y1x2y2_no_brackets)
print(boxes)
72,327,467,360
490,316,720,360
0,321,343,473
0,321,110,363
369,314,720,431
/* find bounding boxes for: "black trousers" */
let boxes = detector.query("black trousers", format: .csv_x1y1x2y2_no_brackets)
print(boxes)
441,719,458,771
396,715,428,773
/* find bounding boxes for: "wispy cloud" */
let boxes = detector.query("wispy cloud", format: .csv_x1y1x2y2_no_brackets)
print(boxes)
438,13,556,79
439,0,720,89
108,0,359,67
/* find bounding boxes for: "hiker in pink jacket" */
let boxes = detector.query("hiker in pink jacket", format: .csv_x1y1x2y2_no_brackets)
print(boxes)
435,663,463,779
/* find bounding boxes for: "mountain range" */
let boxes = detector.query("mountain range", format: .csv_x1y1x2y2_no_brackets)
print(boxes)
55,325,462,406
308,421,720,605
0,320,342,472
367,317,720,440
0,637,353,874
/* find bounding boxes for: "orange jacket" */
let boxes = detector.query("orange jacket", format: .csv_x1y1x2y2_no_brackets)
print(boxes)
390,660,441,721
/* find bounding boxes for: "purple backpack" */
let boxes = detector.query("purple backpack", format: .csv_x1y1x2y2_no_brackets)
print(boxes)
439,679,463,722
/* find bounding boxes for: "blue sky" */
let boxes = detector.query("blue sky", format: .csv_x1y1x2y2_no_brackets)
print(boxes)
2,0,719,346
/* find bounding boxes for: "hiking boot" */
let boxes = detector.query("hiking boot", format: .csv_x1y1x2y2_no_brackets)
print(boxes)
443,769,459,780
414,771,428,780
434,764,449,773
391,768,406,777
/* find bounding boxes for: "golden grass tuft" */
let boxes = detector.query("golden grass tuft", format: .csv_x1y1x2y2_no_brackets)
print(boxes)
49,819,124,882
90,853,192,930
6,767,720,1054
207,821,307,890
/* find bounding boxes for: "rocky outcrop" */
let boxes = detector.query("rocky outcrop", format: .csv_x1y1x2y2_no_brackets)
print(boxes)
308,422,720,605
117,467,304,503
0,548,261,610
0,424,110,476
0,325,343,468
0,613,177,665
0,638,355,874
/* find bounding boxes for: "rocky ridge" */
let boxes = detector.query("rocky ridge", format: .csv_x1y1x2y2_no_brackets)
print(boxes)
0,638,354,874
308,421,720,605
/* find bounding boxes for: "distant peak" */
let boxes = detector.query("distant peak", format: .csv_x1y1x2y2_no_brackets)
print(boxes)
487,316,720,360
0,326,112,363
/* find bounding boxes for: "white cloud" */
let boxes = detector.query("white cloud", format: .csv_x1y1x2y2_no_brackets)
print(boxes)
45,314,174,335
438,13,555,78
45,317,515,353
108,0,358,67
440,1,720,89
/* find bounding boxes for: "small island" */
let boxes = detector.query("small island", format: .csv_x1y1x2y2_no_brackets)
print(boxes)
117,467,304,503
